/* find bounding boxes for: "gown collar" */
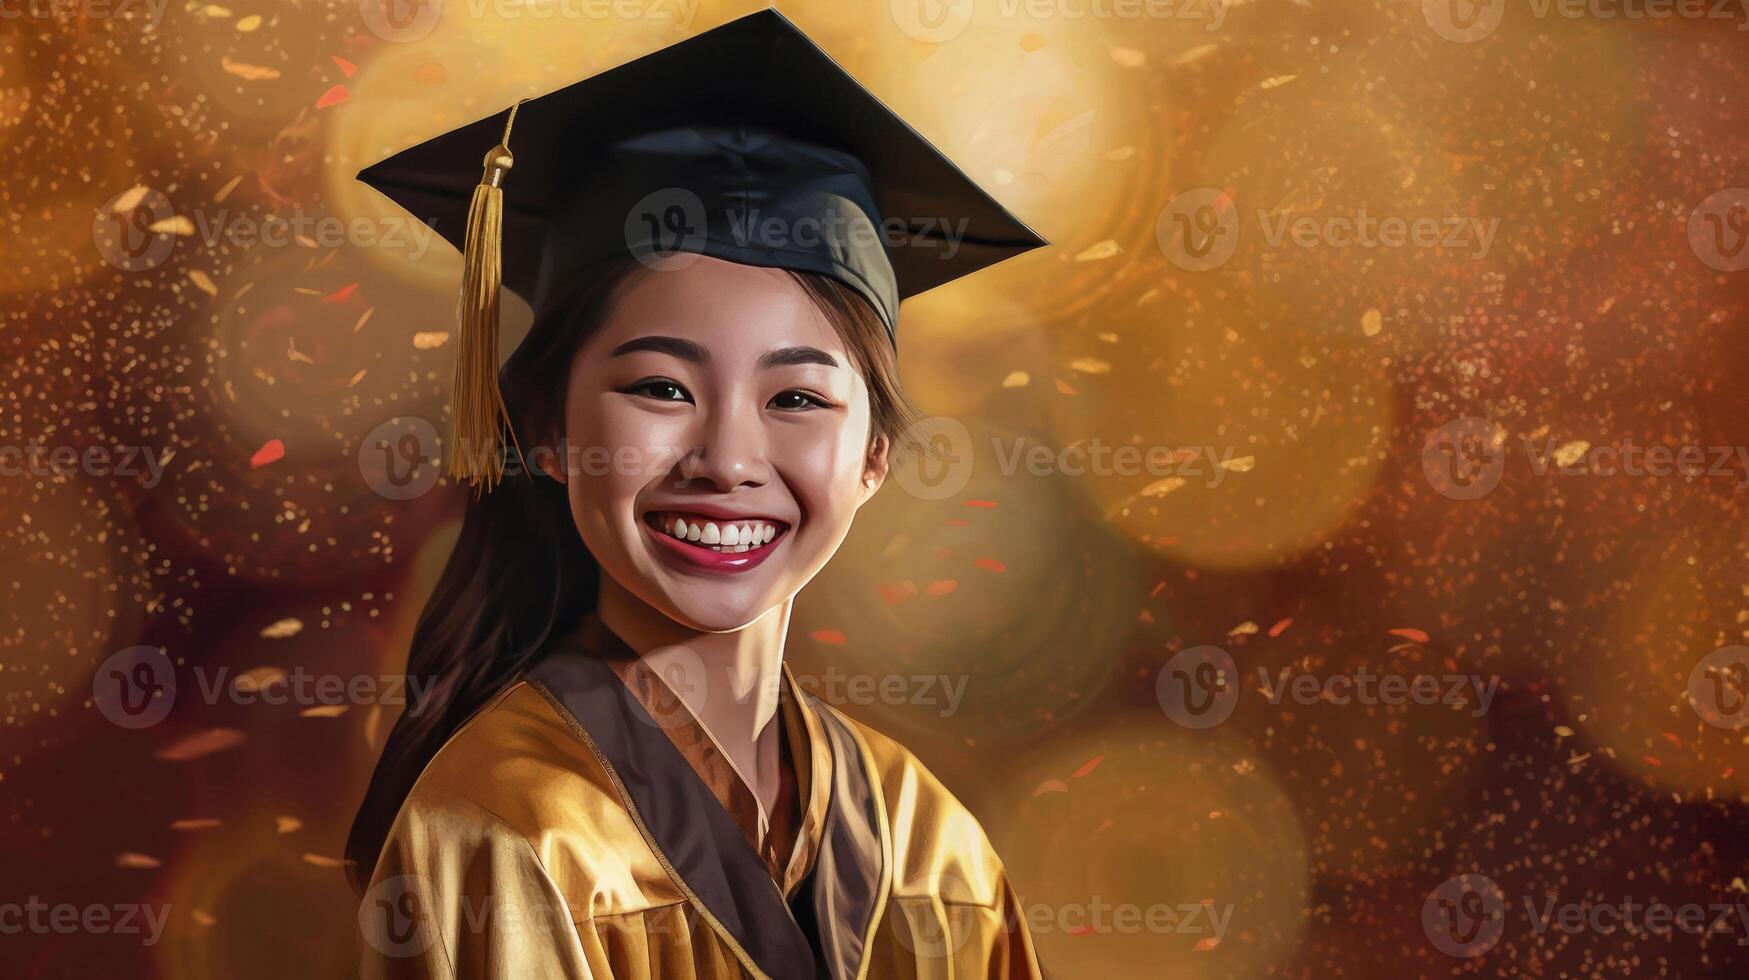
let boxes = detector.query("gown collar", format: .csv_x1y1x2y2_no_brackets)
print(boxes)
524,623,890,980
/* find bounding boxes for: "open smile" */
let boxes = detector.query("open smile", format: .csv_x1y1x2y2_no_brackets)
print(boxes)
642,511,791,573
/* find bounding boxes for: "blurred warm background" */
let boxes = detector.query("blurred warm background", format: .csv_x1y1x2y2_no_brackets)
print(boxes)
5,0,1749,976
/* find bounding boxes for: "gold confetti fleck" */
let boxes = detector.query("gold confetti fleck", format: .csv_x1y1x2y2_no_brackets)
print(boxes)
1553,440,1590,467
259,617,303,639
1000,370,1030,388
155,729,246,762
1109,46,1146,68
1068,357,1111,375
412,331,450,349
220,57,281,81
116,852,162,869
1361,308,1382,336
1074,240,1122,262
1140,477,1186,497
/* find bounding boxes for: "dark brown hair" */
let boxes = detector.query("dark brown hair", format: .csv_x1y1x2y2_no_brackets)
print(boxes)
345,255,922,891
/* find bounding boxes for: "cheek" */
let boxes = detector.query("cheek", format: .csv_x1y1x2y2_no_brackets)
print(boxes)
774,418,870,524
563,397,687,535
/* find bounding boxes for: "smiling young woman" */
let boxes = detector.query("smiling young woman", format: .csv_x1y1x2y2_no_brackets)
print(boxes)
346,11,1048,980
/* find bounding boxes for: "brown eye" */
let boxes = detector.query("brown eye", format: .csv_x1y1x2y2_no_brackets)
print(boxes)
627,379,692,403
769,389,826,411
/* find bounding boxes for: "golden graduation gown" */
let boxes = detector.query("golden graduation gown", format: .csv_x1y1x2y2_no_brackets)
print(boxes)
357,647,1044,979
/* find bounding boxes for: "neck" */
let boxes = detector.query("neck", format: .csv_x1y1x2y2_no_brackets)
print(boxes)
595,575,789,750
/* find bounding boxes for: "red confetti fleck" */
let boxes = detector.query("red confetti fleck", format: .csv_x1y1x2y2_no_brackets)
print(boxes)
331,55,357,78
1032,779,1069,796
250,439,285,468
1387,628,1431,643
321,282,360,304
1071,755,1104,779
808,629,846,646
964,499,998,508
925,580,958,597
875,581,917,605
1268,617,1294,637
316,84,350,109
974,557,1006,572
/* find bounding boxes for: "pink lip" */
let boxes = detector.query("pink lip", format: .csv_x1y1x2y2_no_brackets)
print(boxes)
641,512,790,575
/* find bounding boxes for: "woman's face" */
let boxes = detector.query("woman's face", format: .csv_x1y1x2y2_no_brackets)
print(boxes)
544,255,889,633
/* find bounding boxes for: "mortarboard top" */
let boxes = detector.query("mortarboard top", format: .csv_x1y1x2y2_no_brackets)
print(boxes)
355,7,1047,487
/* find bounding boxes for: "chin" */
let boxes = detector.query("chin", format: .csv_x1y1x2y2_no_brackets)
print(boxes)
653,592,779,634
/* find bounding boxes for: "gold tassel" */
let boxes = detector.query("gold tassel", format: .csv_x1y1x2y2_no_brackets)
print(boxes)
450,102,525,491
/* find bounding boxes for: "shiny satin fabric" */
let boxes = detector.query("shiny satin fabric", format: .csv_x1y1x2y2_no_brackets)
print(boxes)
357,655,1044,979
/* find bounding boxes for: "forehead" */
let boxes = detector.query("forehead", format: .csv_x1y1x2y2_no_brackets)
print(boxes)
587,255,848,361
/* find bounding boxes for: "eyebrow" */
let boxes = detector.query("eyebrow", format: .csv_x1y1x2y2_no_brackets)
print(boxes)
609,336,709,363
610,337,840,371
758,346,840,370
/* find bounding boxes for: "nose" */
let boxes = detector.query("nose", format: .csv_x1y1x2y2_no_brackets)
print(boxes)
674,396,770,492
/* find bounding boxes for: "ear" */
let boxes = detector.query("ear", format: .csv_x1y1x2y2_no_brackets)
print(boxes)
857,432,890,505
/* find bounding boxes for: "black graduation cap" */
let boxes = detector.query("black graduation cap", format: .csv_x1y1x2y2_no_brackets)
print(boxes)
356,7,1046,488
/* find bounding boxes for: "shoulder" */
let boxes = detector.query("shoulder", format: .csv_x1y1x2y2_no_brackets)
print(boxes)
383,681,636,874
813,700,1011,907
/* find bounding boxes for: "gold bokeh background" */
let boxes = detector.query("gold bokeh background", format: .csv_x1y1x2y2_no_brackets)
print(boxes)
4,0,1749,976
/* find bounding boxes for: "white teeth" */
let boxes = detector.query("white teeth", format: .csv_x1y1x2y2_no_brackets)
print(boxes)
657,515,783,549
